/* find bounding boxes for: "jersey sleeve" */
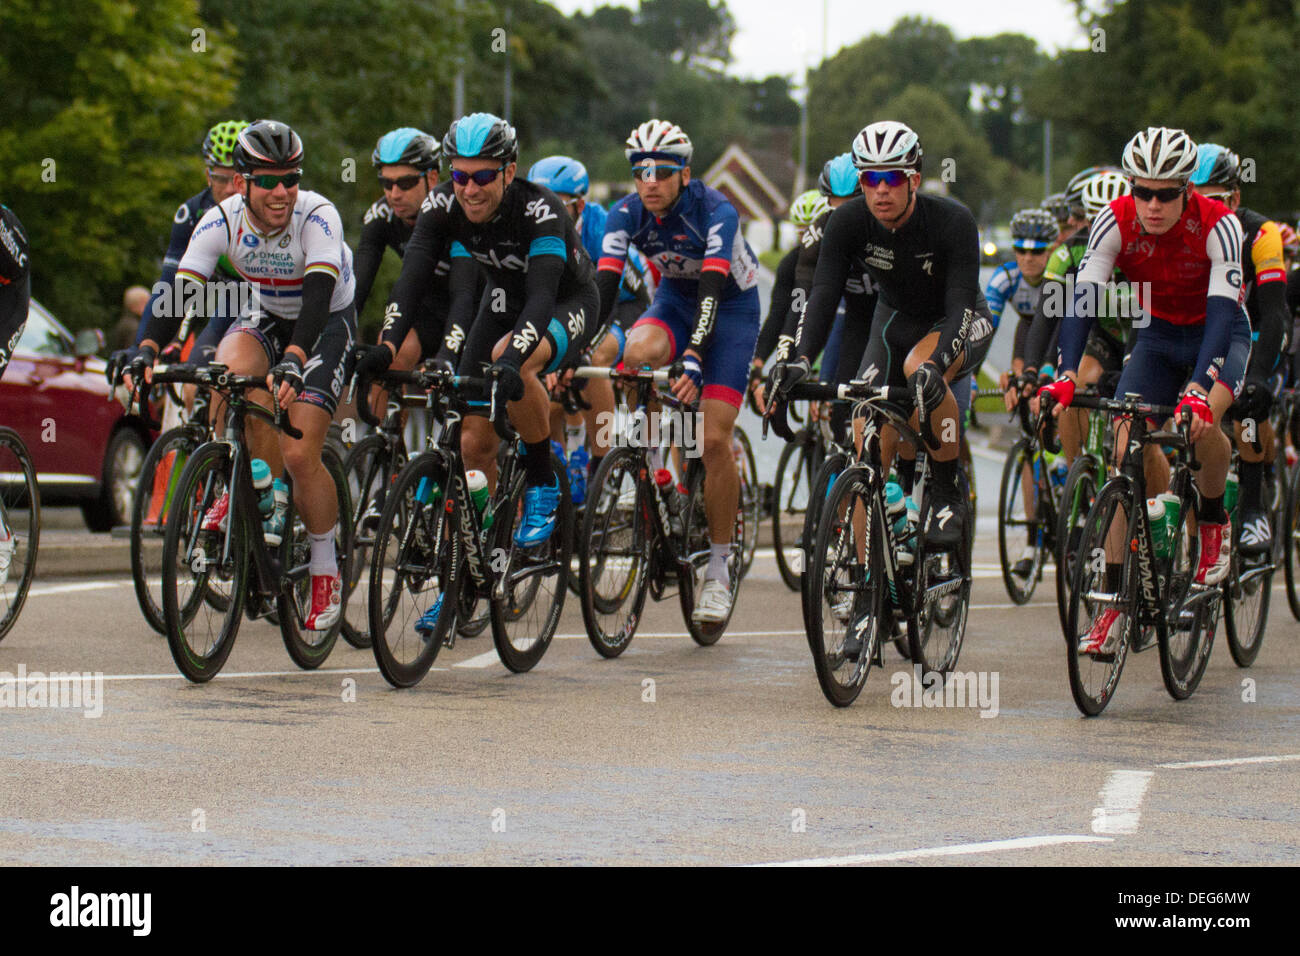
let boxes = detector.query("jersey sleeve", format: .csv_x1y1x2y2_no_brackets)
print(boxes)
300,202,346,284
351,205,391,316
382,200,448,349
597,199,635,277
793,205,859,362
984,263,1014,327
1059,206,1123,373
175,206,229,286
929,205,983,374
701,199,740,279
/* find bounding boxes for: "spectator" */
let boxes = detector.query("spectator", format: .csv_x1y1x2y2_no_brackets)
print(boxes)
113,285,150,351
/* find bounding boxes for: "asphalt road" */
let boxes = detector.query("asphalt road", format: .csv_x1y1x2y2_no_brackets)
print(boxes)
1,526,1296,866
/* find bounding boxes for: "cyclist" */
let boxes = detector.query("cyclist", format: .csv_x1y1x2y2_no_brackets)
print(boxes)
527,154,652,500
1189,143,1289,555
1041,192,1072,249
124,119,356,631
374,113,599,550
0,203,31,584
595,118,762,622
775,120,995,550
115,121,249,404
1040,127,1251,654
988,207,1056,577
353,127,448,417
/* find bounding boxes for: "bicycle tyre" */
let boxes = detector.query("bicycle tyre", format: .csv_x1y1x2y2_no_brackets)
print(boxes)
733,425,761,577
1284,461,1300,620
580,446,652,658
1222,546,1269,668
161,442,248,682
679,461,742,645
340,433,392,649
0,427,39,642
772,435,812,591
1055,456,1099,639
997,438,1044,604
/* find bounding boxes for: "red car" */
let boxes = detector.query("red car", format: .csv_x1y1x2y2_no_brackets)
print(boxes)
0,298,153,530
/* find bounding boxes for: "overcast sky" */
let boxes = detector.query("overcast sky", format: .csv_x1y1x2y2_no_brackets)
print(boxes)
550,0,1090,80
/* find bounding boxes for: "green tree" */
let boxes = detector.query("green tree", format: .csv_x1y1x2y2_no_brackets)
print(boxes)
636,0,736,69
0,0,237,327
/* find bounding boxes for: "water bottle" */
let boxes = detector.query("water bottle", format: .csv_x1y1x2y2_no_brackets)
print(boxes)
885,482,907,538
467,469,493,530
1048,453,1068,490
415,475,441,506
251,459,275,518
1147,497,1169,558
1158,493,1181,548
271,478,289,515
898,495,919,566
1224,470,1239,516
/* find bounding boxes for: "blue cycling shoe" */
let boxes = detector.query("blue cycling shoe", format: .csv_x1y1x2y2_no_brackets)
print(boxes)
415,594,443,640
514,478,560,546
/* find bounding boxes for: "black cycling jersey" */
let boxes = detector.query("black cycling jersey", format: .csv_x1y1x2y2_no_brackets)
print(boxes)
1236,206,1289,381
0,205,31,377
754,246,797,364
354,195,451,315
791,193,985,375
790,207,876,369
384,177,596,371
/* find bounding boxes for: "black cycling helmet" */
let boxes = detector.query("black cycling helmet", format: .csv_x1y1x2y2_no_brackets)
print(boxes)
372,127,440,171
1064,166,1118,213
442,113,517,163
1041,192,1071,226
1009,208,1059,248
232,119,304,173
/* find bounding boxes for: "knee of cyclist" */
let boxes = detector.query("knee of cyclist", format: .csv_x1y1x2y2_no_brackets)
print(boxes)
592,335,618,367
699,428,732,467
461,420,497,466
280,440,318,481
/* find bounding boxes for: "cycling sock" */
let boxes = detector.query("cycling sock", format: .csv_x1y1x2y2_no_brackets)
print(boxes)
588,454,604,479
1106,563,1122,592
308,528,338,577
1198,494,1227,525
930,457,959,494
524,439,553,487
896,456,917,494
1239,459,1263,509
706,543,729,582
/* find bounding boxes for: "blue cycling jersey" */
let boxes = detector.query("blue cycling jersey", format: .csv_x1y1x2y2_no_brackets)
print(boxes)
579,201,649,304
984,260,1042,331
597,179,759,300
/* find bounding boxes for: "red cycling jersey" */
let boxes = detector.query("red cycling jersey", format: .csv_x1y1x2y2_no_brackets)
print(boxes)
1079,190,1244,325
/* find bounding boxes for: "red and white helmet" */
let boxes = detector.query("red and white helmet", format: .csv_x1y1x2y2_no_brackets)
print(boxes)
851,120,922,171
625,119,693,164
1121,127,1198,182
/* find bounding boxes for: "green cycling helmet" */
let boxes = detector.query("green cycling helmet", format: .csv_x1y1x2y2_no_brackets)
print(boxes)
789,190,830,228
203,120,250,168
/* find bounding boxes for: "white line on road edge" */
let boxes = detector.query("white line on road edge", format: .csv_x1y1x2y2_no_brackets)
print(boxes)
26,667,446,682
1156,753,1300,770
27,581,130,597
1092,770,1154,835
455,649,502,669
968,443,1007,464
752,834,1112,867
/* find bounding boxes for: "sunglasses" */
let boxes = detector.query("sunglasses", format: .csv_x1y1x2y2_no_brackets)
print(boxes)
1013,245,1049,254
1131,184,1185,203
248,171,302,190
379,173,424,191
1200,191,1234,204
632,164,683,182
450,165,507,187
860,169,911,188
207,170,236,185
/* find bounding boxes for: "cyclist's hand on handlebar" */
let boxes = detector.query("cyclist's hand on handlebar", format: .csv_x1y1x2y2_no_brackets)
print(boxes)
353,342,394,382
1175,389,1214,443
671,351,703,404
269,352,305,410
770,356,809,401
1037,374,1075,418
121,343,157,394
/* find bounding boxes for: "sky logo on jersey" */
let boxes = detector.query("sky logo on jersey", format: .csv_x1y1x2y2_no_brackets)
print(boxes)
421,191,455,214
524,198,558,224
511,321,540,354
242,234,260,247
472,249,528,271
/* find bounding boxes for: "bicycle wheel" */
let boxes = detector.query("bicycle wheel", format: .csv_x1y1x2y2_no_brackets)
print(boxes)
1159,499,1217,698
580,446,652,658
806,469,882,706
679,461,742,645
733,426,761,577
340,433,397,649
997,438,1044,604
1055,456,1099,638
1065,480,1135,715
130,426,200,635
369,452,456,688
800,450,849,630
0,428,39,642
161,443,248,682
1222,545,1269,668
278,445,351,669
909,494,971,677
489,460,572,672
772,435,813,591
1284,462,1300,620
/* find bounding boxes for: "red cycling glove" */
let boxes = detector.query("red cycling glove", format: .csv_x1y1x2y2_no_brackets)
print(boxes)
1175,390,1213,426
1037,376,1075,409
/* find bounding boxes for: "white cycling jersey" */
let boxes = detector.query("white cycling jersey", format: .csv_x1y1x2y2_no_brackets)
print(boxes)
177,189,355,320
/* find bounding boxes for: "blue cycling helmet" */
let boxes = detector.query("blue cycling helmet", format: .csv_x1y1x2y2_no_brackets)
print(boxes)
442,113,517,162
1189,143,1241,188
818,153,861,198
527,155,589,197
372,127,440,171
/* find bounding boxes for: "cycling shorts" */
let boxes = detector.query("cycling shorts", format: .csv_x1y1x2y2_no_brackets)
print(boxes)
631,283,760,408
226,308,357,417
1113,314,1250,410
1082,326,1126,374
856,301,995,387
186,312,237,365
820,304,847,384
593,298,642,362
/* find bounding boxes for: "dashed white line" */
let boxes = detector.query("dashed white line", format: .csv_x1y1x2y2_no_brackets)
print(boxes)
1092,770,1154,835
1157,753,1300,770
753,834,1112,867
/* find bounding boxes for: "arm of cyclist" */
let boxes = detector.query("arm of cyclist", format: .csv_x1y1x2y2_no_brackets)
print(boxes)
925,208,983,376
790,206,857,367
491,251,568,400
137,199,206,348
754,246,797,366
350,203,390,318
1187,213,1245,403
430,254,480,371
380,198,448,357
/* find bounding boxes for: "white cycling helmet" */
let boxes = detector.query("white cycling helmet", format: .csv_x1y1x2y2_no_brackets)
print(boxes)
1121,127,1198,182
851,120,922,171
625,119,693,164
1081,170,1131,217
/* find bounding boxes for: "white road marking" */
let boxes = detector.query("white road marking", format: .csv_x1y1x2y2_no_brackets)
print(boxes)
968,444,1007,464
454,649,503,669
27,581,131,597
1092,769,1154,835
752,834,1112,867
1157,753,1300,770
5,667,445,683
